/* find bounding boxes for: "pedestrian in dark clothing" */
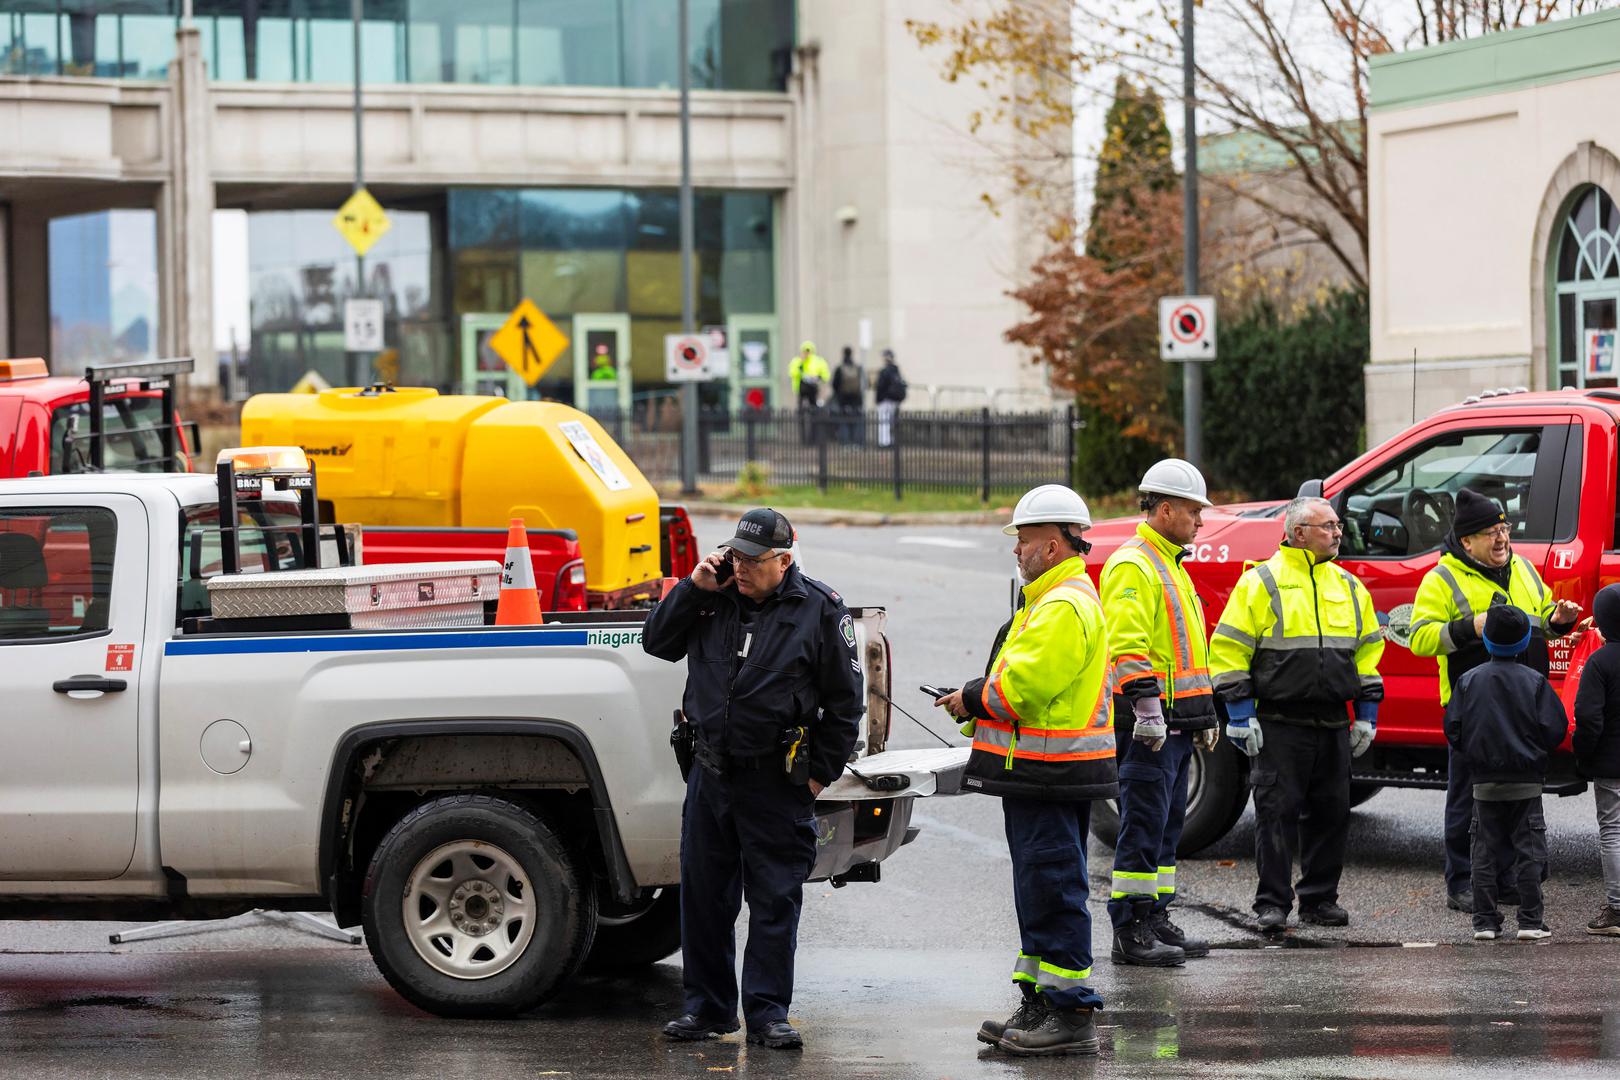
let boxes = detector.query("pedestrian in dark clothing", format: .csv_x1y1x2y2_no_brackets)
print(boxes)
874,349,907,448
1573,583,1620,935
643,508,864,1050
832,347,864,444
1444,605,1567,941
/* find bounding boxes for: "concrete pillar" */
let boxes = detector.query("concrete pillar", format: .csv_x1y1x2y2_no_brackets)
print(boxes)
162,25,216,389
8,205,49,360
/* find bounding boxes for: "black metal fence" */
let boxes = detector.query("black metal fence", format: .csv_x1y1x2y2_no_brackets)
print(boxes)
590,404,1078,499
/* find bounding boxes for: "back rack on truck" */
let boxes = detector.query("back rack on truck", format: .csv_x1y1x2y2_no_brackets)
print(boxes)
66,357,200,474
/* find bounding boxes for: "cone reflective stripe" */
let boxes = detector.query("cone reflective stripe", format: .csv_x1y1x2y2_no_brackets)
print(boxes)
496,517,543,626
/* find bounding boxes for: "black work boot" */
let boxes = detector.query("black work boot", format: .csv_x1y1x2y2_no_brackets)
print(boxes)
977,987,1049,1046
747,1020,802,1050
1111,900,1187,967
1299,902,1349,927
1151,909,1210,958
662,1013,740,1041
999,1007,1100,1057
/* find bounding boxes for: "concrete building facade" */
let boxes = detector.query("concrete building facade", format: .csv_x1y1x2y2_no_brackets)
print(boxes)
0,0,1058,412
1367,9,1620,444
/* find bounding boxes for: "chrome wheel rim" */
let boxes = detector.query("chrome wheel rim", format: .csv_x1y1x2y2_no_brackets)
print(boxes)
402,840,535,980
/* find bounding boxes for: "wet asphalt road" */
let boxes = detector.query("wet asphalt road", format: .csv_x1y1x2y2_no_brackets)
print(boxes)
5,515,1620,1077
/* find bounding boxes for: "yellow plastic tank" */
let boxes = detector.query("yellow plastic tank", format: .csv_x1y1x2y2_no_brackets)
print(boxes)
461,402,661,595
239,387,661,596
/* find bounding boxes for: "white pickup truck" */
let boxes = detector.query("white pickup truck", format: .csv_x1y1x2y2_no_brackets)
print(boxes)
0,461,964,1018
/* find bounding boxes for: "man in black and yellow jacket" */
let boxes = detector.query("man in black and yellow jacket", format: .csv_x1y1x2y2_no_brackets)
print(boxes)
1210,496,1384,932
936,484,1117,1058
1409,486,1579,912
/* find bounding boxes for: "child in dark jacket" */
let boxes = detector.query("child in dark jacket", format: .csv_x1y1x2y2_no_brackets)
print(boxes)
1573,583,1620,935
1444,605,1568,940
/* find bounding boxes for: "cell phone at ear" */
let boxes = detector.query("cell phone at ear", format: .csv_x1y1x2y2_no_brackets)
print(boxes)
919,684,958,699
714,552,734,584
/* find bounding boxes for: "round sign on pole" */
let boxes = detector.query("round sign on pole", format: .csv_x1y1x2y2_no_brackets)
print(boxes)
665,334,710,381
1158,295,1217,361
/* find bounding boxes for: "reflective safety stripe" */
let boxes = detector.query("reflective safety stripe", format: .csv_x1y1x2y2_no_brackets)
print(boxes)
1213,622,1257,650
1255,565,1287,640
1433,565,1474,620
1012,952,1041,985
1359,673,1384,691
1110,869,1158,899
1257,634,1361,652
1120,537,1214,704
1336,568,1365,639
974,718,1115,762
1113,653,1158,687
1036,959,1092,989
1212,669,1248,689
1358,631,1385,650
1157,865,1176,895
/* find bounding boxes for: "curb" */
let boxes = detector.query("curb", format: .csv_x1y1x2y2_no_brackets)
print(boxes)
674,500,1008,527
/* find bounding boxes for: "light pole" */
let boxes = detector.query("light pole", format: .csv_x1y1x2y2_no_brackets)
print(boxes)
1181,0,1202,468
678,0,699,494
350,0,366,387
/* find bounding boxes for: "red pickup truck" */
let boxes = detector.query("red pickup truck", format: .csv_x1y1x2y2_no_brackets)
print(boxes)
0,356,196,476
1085,386,1610,853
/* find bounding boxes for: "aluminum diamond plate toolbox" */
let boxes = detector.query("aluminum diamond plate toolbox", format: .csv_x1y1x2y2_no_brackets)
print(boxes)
206,561,501,628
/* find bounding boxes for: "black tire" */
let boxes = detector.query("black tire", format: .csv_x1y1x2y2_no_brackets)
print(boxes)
1089,740,1249,856
1349,782,1383,808
582,886,682,973
360,793,597,1018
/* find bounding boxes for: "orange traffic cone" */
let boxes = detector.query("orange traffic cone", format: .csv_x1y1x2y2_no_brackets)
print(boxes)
496,518,543,625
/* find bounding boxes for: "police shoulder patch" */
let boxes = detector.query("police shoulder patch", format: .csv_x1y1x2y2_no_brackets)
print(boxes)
839,613,856,649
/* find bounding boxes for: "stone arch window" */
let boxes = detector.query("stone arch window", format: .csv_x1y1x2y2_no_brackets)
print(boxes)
1554,184,1620,388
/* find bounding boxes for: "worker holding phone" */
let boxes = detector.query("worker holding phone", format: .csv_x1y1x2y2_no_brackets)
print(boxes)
643,508,863,1051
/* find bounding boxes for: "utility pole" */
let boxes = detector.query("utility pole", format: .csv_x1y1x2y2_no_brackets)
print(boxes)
1181,0,1202,469
678,0,699,494
350,0,366,387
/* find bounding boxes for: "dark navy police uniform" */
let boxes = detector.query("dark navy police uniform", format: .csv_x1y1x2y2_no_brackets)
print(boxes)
643,550,862,1034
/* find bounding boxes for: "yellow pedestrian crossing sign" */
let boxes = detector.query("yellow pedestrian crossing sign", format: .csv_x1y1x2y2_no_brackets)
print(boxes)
489,298,570,386
333,187,392,257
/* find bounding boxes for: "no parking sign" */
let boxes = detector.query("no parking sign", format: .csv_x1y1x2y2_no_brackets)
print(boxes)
1159,295,1217,361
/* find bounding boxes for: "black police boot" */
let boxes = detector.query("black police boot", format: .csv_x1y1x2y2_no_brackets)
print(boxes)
999,1007,1100,1057
1299,902,1349,927
662,1013,740,1041
747,1020,802,1050
1256,906,1288,932
1111,900,1186,967
978,986,1049,1046
1151,909,1210,958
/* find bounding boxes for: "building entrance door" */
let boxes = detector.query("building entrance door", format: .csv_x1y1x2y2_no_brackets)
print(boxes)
726,315,779,410
573,314,631,415
459,313,526,398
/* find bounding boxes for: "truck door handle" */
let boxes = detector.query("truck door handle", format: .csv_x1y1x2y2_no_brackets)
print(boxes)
52,675,128,699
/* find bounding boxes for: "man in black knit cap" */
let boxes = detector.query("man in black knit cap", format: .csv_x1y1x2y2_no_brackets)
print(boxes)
1409,487,1580,912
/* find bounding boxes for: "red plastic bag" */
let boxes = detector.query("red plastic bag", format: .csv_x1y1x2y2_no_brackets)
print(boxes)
1559,628,1604,718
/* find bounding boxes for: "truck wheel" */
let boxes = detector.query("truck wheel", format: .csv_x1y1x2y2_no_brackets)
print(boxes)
361,793,596,1018
582,886,682,973
1349,782,1383,808
1089,741,1249,856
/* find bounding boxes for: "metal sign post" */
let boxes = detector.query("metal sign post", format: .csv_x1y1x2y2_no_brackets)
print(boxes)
678,0,699,495
1181,0,1202,468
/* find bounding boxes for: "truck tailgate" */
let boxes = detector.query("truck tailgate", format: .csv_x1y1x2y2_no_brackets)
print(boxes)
821,746,970,800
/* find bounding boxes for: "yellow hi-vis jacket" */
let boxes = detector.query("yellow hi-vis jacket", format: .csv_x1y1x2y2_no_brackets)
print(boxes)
789,352,829,393
1209,545,1385,727
1409,551,1557,706
1100,522,1218,727
960,555,1119,801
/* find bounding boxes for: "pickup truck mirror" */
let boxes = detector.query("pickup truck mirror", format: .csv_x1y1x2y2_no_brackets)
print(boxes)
1296,478,1325,499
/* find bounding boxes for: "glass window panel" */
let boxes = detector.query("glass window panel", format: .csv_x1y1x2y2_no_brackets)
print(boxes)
301,2,354,83
520,188,627,250
1560,292,1578,373
452,249,519,315
123,12,180,77
517,0,619,87
257,16,296,80
407,0,513,84
198,13,245,80
521,250,624,314
0,12,62,75
1604,189,1620,238
623,0,719,90
1559,223,1580,282
625,250,687,315
0,507,116,641
449,190,519,250
627,190,679,251
629,316,679,383
718,0,791,91
49,209,159,376
1576,187,1599,239
1340,429,1549,557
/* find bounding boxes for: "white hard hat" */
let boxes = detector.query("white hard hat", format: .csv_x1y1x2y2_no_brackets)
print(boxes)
1139,458,1212,507
1003,484,1093,536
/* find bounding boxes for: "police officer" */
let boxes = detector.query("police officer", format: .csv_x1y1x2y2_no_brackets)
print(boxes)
1102,459,1220,966
936,485,1118,1057
643,508,862,1051
1210,496,1385,931
1408,486,1579,912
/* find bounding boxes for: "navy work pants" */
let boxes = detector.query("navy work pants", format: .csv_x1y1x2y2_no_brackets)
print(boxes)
1108,729,1193,929
1251,722,1350,914
1002,797,1104,1011
1444,747,1542,897
678,764,819,1029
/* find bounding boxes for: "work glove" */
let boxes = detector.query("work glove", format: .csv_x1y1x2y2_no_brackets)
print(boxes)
1349,701,1378,759
1131,696,1168,752
1194,726,1220,753
1223,699,1263,758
